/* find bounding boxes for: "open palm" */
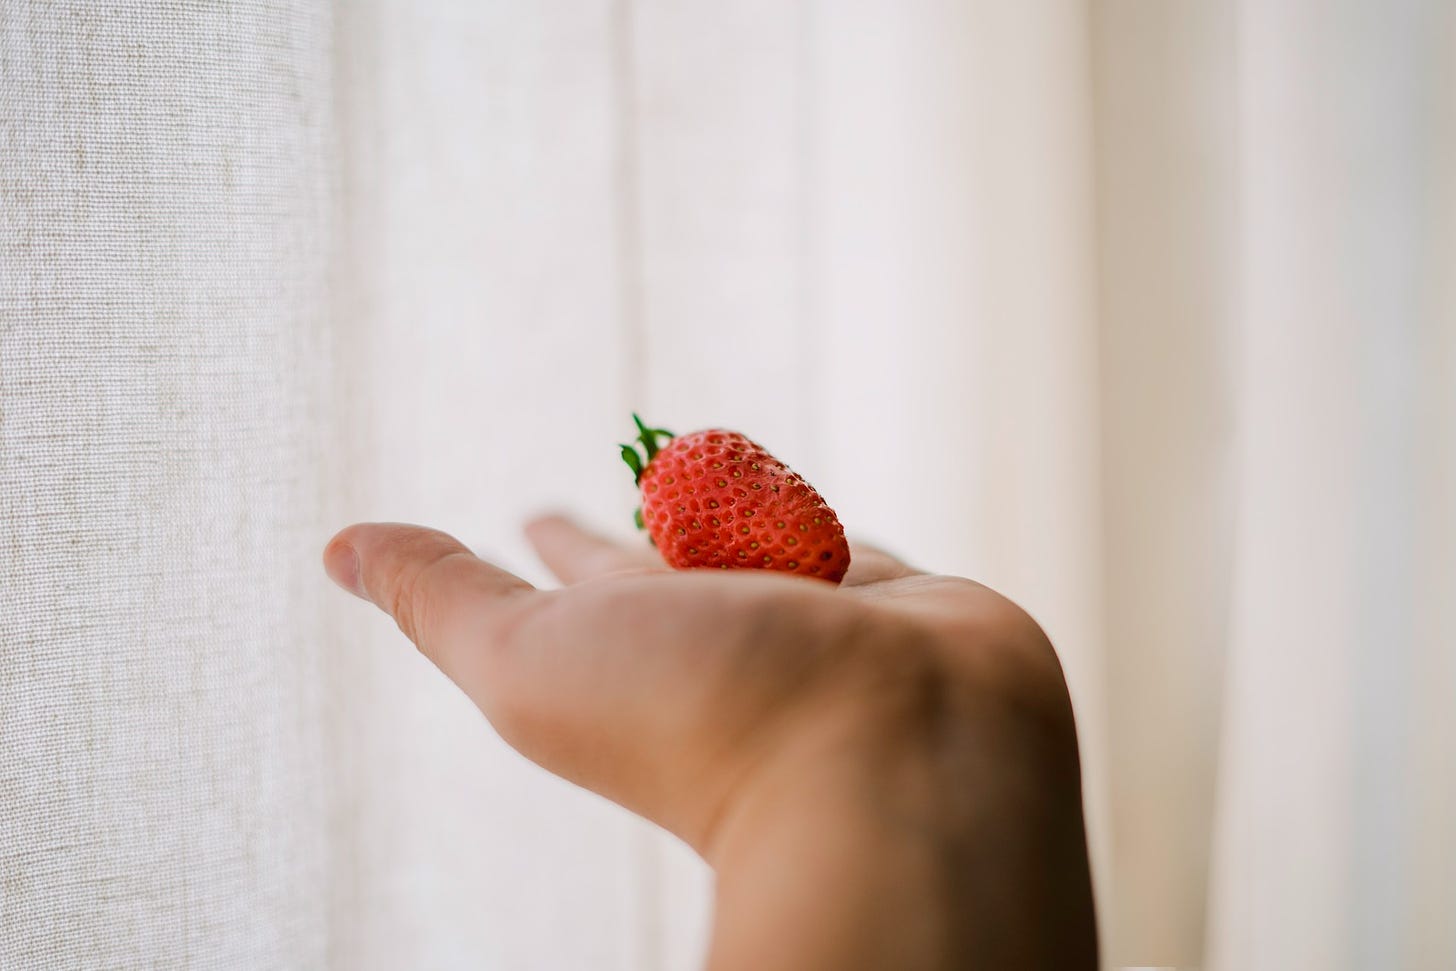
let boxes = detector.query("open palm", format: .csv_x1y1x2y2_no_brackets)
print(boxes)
324,514,1096,969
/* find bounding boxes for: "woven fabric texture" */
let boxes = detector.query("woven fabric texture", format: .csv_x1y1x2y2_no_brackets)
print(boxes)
0,3,336,966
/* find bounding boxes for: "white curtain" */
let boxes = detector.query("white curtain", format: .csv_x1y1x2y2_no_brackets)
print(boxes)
2,2,1451,969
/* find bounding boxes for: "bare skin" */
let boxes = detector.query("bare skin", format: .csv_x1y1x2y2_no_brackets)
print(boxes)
323,515,1097,970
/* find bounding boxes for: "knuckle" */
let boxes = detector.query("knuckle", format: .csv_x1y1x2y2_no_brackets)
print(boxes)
385,548,463,650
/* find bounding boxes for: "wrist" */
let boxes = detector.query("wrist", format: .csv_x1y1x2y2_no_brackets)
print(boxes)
703,629,1096,970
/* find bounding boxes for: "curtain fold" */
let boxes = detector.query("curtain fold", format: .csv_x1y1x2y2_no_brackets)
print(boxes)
2,1,1451,969
1092,3,1236,964
1208,3,1456,968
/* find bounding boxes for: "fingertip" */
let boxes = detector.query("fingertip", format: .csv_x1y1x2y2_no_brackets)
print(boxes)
323,529,365,599
524,513,597,560
522,512,663,584
523,510,574,537
322,522,537,664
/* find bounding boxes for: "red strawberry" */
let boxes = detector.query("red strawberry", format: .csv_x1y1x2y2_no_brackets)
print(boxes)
619,415,852,584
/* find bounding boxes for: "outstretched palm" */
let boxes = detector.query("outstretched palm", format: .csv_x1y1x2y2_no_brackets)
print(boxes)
324,514,1095,970
328,516,1072,851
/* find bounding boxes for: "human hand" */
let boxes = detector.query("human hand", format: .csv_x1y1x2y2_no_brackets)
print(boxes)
323,515,1096,970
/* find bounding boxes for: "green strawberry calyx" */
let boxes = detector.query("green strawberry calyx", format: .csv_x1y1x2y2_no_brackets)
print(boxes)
620,413,673,530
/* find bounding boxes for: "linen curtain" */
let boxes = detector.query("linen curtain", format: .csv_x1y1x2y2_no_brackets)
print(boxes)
3,2,1452,969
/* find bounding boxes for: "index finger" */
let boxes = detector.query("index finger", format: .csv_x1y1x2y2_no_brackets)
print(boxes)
323,522,537,677
524,513,665,585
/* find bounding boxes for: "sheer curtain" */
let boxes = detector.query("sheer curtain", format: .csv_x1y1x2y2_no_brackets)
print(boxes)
3,2,1452,969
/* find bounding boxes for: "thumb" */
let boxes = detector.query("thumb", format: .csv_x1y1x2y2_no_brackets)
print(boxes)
323,521,537,697
324,521,723,841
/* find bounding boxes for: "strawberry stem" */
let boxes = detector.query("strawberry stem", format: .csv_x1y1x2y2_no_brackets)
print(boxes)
631,413,674,460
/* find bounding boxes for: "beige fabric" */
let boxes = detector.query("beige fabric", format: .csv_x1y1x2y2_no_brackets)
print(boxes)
1092,2,1236,961
2,1,1452,969
0,2,337,966
1207,3,1456,969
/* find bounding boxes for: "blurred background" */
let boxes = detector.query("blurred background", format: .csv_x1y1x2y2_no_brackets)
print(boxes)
2,1,1453,969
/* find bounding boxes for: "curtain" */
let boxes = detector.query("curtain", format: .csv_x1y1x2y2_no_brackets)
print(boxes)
1,2,337,965
2,2,1451,969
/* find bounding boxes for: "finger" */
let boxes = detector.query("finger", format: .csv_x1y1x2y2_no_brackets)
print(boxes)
841,539,924,586
524,513,664,584
323,522,536,677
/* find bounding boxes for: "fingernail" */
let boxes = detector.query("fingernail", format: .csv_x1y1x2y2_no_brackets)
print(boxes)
324,540,365,599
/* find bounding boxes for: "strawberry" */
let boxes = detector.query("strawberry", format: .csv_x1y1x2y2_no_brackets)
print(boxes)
619,414,852,584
